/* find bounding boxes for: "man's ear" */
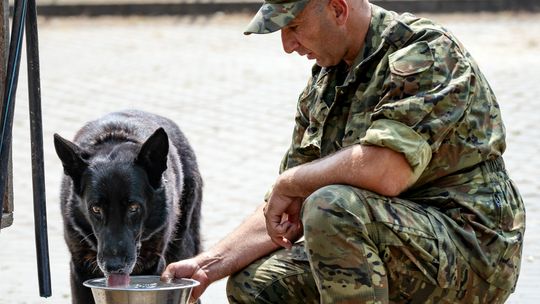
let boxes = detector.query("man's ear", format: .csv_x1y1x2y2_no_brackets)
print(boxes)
135,128,169,189
53,134,88,191
330,0,348,25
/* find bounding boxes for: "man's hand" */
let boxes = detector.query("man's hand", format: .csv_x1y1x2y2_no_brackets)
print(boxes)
161,257,212,303
264,169,305,249
160,203,282,303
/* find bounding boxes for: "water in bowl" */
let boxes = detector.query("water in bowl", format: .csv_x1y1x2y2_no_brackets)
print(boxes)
89,276,196,290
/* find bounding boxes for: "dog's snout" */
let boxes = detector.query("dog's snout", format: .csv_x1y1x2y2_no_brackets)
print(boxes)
102,255,127,273
100,242,132,273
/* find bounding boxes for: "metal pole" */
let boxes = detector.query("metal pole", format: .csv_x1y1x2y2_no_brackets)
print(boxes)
0,0,28,226
26,0,51,297
0,0,8,230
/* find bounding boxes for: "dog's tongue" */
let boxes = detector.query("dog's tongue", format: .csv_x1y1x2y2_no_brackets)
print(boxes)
107,274,130,287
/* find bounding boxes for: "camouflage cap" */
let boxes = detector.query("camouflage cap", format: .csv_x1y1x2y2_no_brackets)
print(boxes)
244,0,310,35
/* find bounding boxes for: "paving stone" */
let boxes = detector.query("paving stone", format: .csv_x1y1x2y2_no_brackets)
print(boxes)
0,13,538,304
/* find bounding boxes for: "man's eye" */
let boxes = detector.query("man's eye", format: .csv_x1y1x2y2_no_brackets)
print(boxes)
91,206,102,215
128,204,140,213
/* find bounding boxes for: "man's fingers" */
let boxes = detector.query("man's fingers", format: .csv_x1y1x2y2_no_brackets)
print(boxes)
160,260,197,281
288,212,300,225
161,260,207,303
264,191,304,249
267,221,297,249
269,234,292,249
160,264,176,282
190,286,205,302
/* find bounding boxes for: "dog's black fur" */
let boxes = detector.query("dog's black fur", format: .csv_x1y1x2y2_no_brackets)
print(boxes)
54,110,202,304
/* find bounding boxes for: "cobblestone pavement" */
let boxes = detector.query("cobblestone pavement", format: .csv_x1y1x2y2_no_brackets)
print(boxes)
0,12,538,304
37,0,257,3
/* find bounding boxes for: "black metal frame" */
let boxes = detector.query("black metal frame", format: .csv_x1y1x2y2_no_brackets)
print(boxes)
0,0,51,297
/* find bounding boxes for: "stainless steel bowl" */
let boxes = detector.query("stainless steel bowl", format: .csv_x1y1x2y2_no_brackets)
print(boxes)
83,275,199,304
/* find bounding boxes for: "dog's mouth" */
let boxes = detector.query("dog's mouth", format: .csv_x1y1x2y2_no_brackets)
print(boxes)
106,273,131,287
98,256,136,287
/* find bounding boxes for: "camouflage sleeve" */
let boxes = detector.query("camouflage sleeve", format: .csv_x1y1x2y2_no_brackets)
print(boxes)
278,97,310,174
360,36,476,186
263,73,318,202
361,119,431,186
278,71,321,174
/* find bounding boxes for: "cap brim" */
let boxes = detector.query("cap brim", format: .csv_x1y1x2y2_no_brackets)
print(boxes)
244,0,309,35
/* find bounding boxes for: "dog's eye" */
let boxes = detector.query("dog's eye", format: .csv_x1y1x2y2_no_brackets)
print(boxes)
91,206,102,216
128,204,140,213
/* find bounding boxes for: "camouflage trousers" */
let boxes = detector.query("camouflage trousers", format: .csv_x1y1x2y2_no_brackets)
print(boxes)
226,185,513,304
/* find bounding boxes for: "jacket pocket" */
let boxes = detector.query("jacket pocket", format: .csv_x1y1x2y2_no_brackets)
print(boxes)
389,41,434,76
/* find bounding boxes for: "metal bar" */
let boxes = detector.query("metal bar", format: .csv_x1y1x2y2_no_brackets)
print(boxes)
26,0,51,297
9,0,540,17
0,0,9,230
0,0,28,228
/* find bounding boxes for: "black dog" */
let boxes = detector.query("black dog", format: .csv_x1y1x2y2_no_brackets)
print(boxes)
54,110,202,304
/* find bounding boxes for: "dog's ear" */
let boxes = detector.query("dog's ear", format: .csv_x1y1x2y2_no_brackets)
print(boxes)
135,128,169,189
54,134,88,190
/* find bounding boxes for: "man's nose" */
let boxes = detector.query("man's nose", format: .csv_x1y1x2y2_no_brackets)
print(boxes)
281,29,299,54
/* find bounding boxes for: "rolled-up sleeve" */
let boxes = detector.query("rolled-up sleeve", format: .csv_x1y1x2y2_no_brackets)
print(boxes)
360,119,432,185
358,36,476,185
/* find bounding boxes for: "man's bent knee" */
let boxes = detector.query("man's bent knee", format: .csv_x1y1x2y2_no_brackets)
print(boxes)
301,184,373,228
226,271,258,304
226,245,319,304
301,185,390,303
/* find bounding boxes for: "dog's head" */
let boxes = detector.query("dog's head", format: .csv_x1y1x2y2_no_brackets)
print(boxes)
54,128,169,279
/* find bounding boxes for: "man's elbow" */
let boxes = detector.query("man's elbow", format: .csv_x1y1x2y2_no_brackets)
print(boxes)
377,162,412,197
372,176,408,197
373,152,413,197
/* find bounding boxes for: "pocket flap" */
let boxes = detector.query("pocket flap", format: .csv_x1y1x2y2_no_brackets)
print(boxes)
389,41,434,76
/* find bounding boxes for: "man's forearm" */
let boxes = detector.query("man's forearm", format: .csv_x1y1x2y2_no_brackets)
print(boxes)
263,144,413,248
281,144,412,198
196,203,280,283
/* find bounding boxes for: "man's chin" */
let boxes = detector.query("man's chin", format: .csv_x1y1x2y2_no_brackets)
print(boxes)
315,60,333,68
315,58,340,68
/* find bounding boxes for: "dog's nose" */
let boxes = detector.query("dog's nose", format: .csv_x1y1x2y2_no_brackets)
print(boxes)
103,255,127,273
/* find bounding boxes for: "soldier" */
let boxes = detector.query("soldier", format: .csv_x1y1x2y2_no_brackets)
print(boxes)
162,0,525,303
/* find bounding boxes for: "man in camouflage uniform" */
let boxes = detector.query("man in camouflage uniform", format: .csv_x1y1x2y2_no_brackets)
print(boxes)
162,0,525,303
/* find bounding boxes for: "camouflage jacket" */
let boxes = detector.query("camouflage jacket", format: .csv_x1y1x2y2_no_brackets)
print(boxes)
278,5,524,291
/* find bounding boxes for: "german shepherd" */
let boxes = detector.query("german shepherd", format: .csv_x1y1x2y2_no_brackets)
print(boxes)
54,110,202,304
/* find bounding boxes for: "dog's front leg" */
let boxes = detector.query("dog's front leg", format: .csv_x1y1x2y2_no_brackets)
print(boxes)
70,261,95,304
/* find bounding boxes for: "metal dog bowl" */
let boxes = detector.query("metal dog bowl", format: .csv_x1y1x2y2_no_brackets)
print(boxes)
83,275,199,304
